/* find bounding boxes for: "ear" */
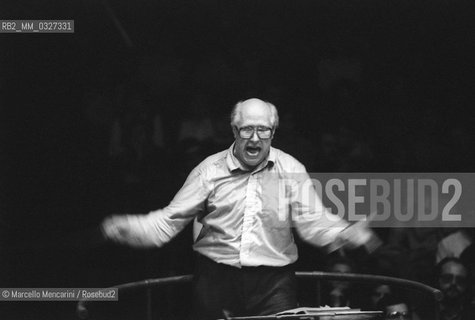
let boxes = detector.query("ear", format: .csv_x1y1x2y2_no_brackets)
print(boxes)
232,126,239,139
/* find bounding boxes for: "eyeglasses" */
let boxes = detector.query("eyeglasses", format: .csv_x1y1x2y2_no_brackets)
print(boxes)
386,311,410,320
236,126,273,139
439,273,467,286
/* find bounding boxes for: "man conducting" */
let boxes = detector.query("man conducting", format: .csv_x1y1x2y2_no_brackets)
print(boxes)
102,98,375,319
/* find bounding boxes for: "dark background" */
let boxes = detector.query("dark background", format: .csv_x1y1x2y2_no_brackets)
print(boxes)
1,0,474,319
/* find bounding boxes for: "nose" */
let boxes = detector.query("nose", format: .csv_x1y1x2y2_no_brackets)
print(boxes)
250,130,260,142
451,277,459,286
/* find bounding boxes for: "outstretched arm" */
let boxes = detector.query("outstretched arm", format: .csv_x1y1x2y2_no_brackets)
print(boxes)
293,193,380,252
289,166,379,252
101,165,210,248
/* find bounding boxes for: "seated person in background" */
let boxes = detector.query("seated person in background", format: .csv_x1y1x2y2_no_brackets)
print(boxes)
461,243,475,305
377,293,417,320
435,257,475,320
322,255,357,307
361,260,400,311
368,284,392,310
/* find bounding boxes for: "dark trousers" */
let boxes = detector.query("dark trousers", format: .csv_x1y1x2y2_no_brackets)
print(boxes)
192,255,297,320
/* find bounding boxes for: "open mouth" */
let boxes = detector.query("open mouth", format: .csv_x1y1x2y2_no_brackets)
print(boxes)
246,146,261,157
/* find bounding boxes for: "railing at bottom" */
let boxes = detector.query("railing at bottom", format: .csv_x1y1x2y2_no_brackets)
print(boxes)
77,272,442,320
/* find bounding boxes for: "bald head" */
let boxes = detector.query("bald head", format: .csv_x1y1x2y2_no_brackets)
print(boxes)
230,98,278,169
230,98,279,129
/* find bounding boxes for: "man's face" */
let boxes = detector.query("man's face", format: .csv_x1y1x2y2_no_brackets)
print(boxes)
438,261,468,302
371,284,392,307
385,303,410,320
233,100,274,169
329,263,353,290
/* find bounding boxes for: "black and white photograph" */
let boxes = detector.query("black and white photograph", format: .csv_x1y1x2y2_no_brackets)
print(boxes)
1,1,474,319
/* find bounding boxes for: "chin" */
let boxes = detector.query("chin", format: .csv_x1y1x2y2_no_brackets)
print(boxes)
244,158,263,168
244,161,259,168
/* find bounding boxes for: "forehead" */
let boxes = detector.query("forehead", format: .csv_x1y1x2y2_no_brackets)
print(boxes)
332,263,352,273
441,262,467,276
237,101,273,127
374,284,391,294
386,303,409,313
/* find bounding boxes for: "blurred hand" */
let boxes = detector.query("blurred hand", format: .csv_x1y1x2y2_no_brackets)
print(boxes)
101,214,158,248
338,218,381,252
101,215,133,243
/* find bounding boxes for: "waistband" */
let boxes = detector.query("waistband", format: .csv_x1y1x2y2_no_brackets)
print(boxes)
195,253,295,272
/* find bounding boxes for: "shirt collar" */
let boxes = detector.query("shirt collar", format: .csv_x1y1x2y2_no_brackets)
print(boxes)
226,143,276,172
